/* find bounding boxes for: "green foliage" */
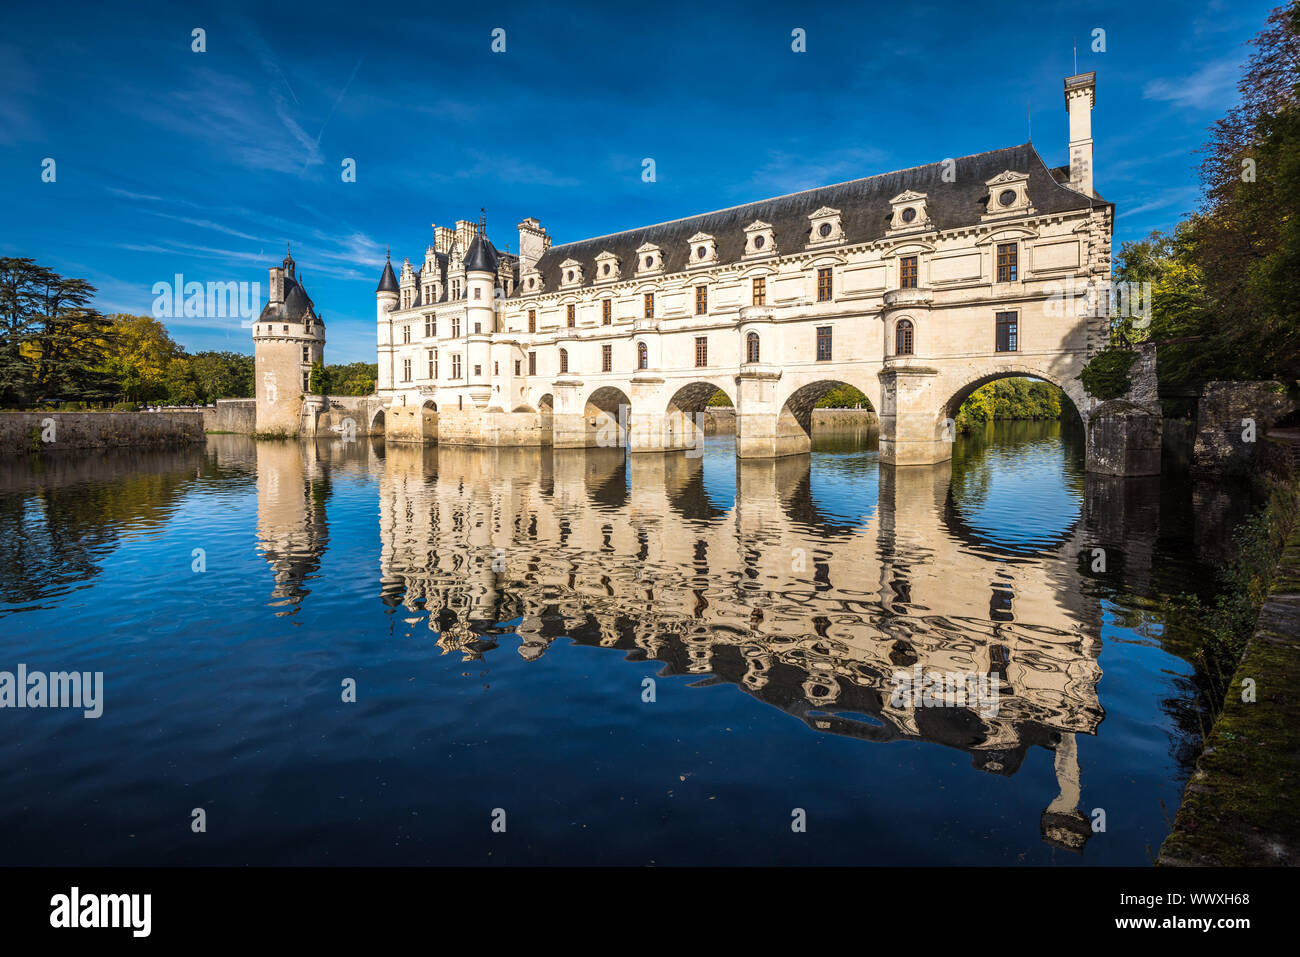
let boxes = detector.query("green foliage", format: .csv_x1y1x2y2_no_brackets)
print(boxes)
1079,347,1137,400
706,389,732,407
954,378,1064,432
309,360,329,395
814,385,870,409
323,362,377,397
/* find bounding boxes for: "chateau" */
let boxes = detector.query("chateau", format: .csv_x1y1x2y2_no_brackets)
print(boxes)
249,71,1112,463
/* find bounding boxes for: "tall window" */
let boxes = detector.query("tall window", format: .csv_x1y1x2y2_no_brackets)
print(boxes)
816,326,832,361
452,280,461,299
602,299,612,324
559,349,569,374
473,287,481,300
695,286,708,315
528,309,536,333
602,343,612,372
817,267,833,302
402,358,412,382
402,290,410,309
451,317,460,338
427,349,436,379
996,243,1018,282
694,336,708,368
528,351,536,375
515,359,521,376
752,277,766,306
566,304,576,327
746,331,760,363
424,316,435,337
644,292,654,318
996,311,1018,352
895,319,914,355
899,255,918,289
303,370,311,391
403,324,411,343
302,345,309,363
637,342,648,370
451,354,462,378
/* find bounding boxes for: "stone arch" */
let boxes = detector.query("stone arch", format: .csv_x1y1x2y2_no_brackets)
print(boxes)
932,365,1087,441
774,378,880,454
583,385,632,449
369,406,386,433
537,393,554,413
420,399,438,444
663,379,736,451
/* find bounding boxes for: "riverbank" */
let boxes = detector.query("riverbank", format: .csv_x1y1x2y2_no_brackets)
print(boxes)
1158,441,1300,866
0,411,205,456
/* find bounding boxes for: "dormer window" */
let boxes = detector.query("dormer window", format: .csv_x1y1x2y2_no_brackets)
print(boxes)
594,251,620,283
743,220,777,258
687,232,717,267
806,207,843,247
983,171,1033,218
888,190,932,232
636,242,662,276
559,258,583,289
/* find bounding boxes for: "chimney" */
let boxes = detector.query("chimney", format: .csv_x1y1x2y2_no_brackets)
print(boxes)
1064,71,1096,197
434,225,456,255
268,266,284,306
454,219,478,252
517,217,551,273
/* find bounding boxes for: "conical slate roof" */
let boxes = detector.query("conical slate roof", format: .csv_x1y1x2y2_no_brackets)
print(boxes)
463,234,499,273
377,254,399,293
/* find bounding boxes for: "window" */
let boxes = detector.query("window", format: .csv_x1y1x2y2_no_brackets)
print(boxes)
528,351,537,375
996,242,1018,282
644,292,654,318
996,311,1018,352
282,324,288,332
427,349,436,379
474,365,481,377
895,319,914,355
637,342,648,369
451,354,462,378
602,299,612,324
451,317,460,338
493,362,498,376
403,325,411,344
602,343,612,372
473,287,481,300
746,331,760,363
303,370,310,391
402,290,410,309
302,345,309,363
817,267,833,301
559,349,569,374
528,309,536,333
816,326,832,361
401,358,411,382
899,256,918,289
695,285,708,315
515,360,521,376
566,304,576,327
752,277,765,306
452,280,461,299
694,336,708,368
424,316,435,337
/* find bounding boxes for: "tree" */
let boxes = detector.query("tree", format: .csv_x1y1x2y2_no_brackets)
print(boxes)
99,314,183,404
190,351,253,402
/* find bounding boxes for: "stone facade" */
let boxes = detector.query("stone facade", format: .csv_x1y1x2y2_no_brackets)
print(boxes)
252,249,325,435
1192,381,1296,473
376,73,1111,464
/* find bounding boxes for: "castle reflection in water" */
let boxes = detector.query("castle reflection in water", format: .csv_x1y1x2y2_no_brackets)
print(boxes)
238,429,1179,855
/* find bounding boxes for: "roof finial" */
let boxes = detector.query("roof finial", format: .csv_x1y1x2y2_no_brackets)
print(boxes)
385,244,391,262
1073,36,1077,76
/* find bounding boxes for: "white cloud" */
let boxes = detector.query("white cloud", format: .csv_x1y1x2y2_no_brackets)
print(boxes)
1143,57,1242,111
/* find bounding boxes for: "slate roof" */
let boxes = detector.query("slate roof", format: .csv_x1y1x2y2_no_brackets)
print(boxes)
259,274,319,323
377,256,399,293
463,235,500,273
514,144,1107,297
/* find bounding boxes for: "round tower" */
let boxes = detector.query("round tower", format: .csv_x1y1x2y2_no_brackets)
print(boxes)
253,246,326,435
463,232,498,407
376,248,399,395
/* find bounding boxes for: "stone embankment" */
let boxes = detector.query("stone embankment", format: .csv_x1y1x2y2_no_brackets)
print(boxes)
0,411,205,456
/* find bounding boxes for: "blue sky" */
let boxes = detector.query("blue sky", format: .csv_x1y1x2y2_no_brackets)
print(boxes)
0,0,1278,362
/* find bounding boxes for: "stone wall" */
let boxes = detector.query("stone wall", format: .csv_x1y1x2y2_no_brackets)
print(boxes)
1193,381,1296,473
1086,400,1162,476
205,399,257,433
811,408,880,429
0,411,205,456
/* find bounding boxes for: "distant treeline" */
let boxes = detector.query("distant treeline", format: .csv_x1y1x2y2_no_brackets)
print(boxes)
955,378,1064,432
0,258,375,409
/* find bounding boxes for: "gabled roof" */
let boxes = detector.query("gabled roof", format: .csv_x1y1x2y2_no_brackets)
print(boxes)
513,144,1107,296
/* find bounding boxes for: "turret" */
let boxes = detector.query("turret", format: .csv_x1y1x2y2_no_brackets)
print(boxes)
376,249,399,392
253,247,325,435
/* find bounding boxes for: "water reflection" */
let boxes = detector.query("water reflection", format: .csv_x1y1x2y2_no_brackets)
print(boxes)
359,433,1113,851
